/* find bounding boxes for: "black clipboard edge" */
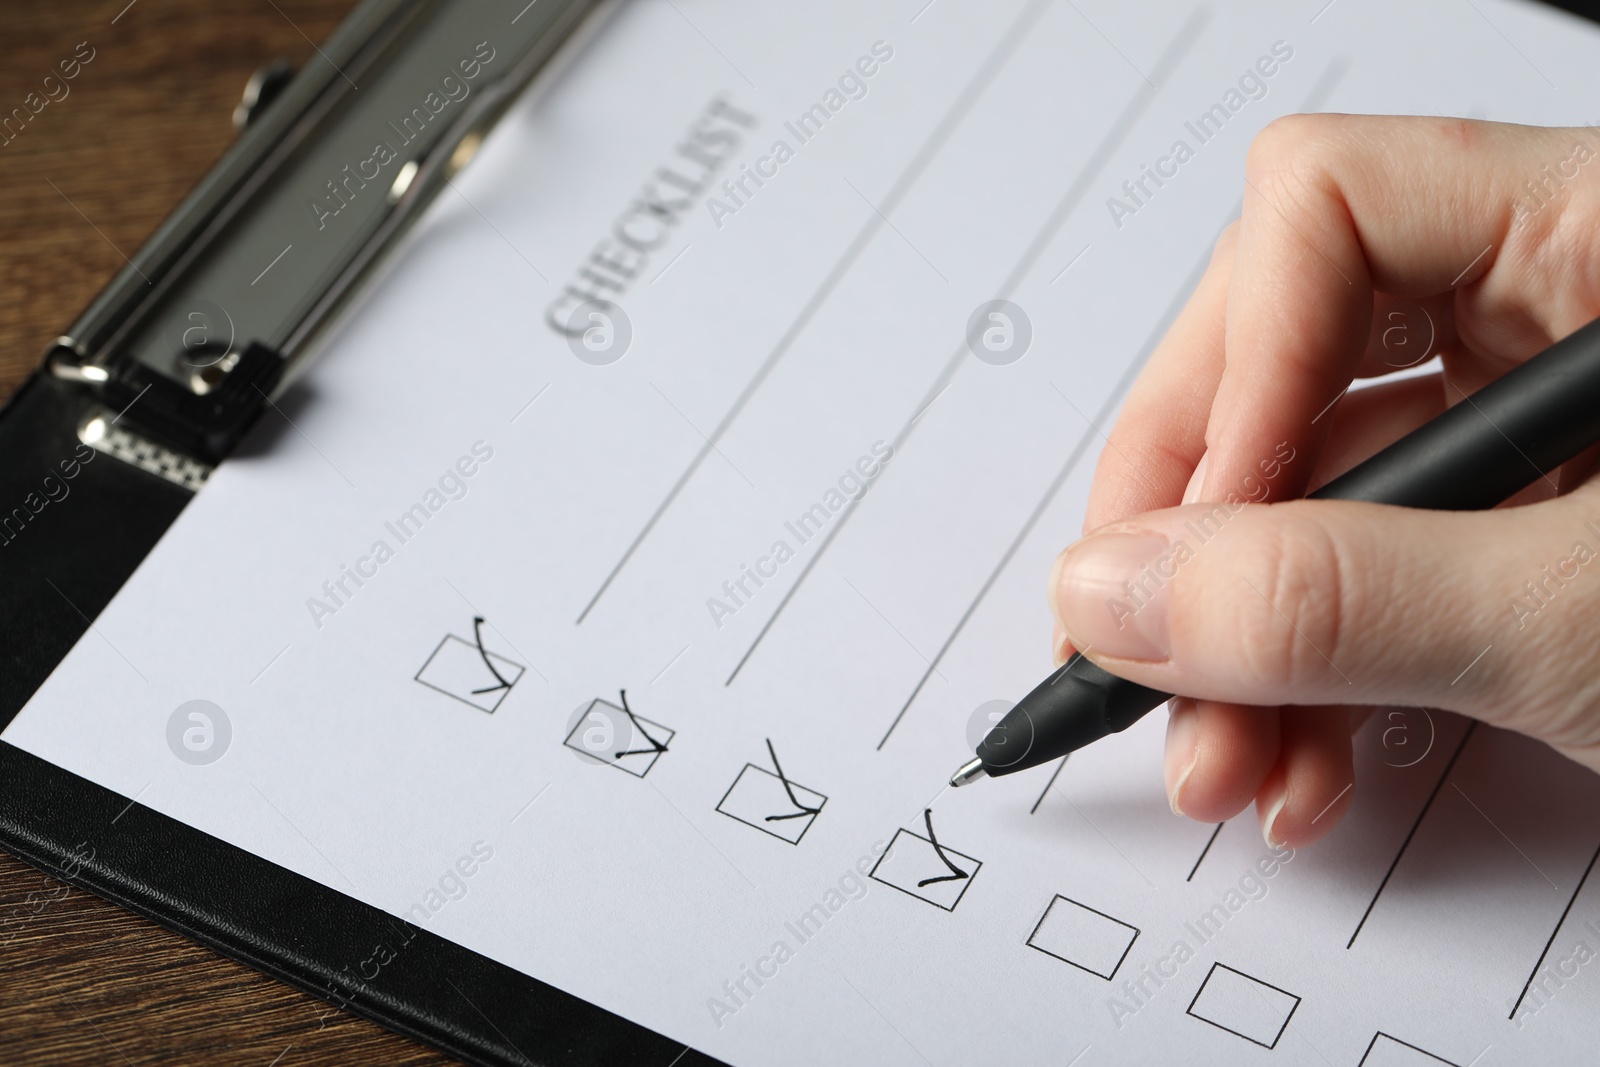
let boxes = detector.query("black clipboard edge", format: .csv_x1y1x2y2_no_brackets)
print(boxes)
1546,1,1600,28
0,741,723,1067
0,373,193,715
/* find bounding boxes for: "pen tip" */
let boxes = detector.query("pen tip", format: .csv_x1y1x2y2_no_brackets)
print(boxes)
949,758,987,789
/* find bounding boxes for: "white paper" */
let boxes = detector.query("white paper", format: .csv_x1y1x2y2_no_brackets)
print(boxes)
11,1,1600,1062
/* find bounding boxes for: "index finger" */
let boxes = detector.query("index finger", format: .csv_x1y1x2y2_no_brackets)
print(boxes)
1082,222,1238,534
1203,115,1600,501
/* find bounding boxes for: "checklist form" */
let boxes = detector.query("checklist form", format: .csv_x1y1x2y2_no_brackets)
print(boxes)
10,1,1600,1063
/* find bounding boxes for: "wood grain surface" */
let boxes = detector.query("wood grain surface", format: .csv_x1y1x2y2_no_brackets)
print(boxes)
0,3,455,1064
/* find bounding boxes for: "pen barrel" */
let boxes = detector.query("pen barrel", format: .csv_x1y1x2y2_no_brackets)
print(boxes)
1312,316,1600,509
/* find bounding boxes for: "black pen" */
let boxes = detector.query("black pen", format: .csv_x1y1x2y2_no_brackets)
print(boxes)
952,314,1600,788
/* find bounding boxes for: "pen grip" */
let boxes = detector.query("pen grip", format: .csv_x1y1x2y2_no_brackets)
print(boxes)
979,654,1168,774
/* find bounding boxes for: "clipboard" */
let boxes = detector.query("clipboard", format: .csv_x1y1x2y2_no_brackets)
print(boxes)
0,0,719,1062
6,2,1600,1065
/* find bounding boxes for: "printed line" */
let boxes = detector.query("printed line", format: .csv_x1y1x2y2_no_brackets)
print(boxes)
842,175,948,282
1049,380,1165,499
1029,756,1069,815
1062,0,1156,87
1300,56,1349,113
764,738,821,821
576,0,1053,626
511,0,539,24
1348,721,1478,948
876,224,1217,749
650,381,757,490
252,243,293,285
841,575,944,680
731,5,1212,689
1186,822,1224,882
1511,837,1600,1018
908,381,953,426
111,0,139,24
915,808,969,887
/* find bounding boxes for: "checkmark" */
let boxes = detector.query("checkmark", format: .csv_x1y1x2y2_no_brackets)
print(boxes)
716,741,829,845
614,689,670,758
869,810,983,911
914,808,968,887
415,620,525,713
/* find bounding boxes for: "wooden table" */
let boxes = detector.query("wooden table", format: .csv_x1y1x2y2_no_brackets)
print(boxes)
0,3,454,1063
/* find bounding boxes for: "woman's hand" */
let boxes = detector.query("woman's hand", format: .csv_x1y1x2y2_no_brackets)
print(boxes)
1050,114,1600,849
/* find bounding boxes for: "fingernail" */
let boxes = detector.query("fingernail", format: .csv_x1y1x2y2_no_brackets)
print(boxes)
1181,452,1210,505
1052,532,1172,661
1052,623,1069,667
1261,787,1289,848
1165,698,1199,816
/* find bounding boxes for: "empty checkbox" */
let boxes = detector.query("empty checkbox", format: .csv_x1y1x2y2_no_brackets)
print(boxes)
1026,895,1139,980
1186,962,1301,1049
1358,1033,1462,1067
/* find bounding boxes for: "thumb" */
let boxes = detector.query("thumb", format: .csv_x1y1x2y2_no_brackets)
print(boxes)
1050,493,1600,762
